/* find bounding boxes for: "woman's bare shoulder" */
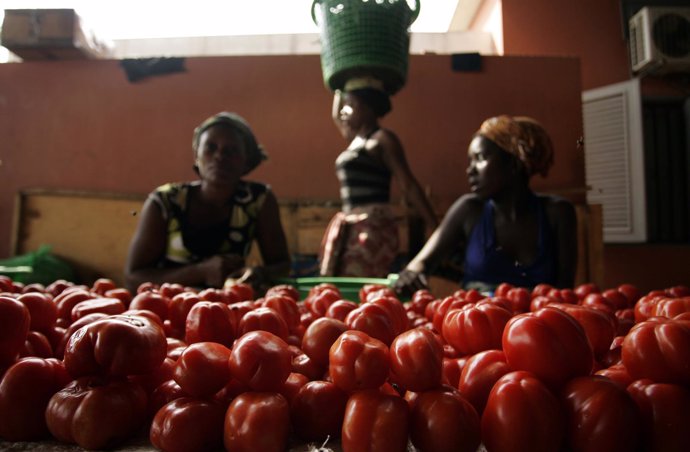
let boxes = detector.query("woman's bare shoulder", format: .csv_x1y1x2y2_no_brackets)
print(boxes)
540,194,576,225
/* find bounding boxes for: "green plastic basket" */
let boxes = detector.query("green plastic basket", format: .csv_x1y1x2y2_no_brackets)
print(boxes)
312,0,420,94
275,274,400,302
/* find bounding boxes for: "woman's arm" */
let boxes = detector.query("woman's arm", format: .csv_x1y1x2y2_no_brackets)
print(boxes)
394,195,476,295
235,190,291,290
124,197,242,291
548,197,578,288
376,130,439,230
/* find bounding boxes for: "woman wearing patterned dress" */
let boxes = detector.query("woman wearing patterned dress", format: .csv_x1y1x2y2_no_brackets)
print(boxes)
319,77,438,278
125,112,290,292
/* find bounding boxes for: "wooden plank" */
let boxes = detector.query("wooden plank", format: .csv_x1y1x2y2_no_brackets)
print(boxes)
14,190,145,287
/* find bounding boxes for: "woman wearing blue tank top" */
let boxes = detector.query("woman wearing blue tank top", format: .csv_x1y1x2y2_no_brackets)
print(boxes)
394,115,577,295
319,77,439,277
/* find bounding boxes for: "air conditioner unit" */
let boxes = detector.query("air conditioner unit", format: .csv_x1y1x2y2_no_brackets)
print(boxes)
629,6,690,75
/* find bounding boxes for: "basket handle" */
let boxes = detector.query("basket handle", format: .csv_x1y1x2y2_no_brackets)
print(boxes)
311,0,321,25
408,0,421,25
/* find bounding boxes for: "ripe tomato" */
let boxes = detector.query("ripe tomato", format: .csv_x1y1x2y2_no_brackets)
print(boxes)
229,331,291,392
301,317,348,368
308,288,341,317
185,301,236,347
70,297,126,322
341,390,410,452
262,294,301,332
290,380,349,441
129,291,170,320
265,284,300,302
329,330,390,392
326,299,358,321
627,379,690,452
506,287,531,313
238,306,289,340
91,278,117,295
0,357,71,440
442,356,468,388
482,371,564,452
409,389,480,452
167,292,201,335
0,296,31,367
548,302,617,360
442,303,512,355
224,392,290,452
432,296,470,333
104,288,133,308
502,307,593,389
63,314,167,378
458,349,511,414
291,352,325,381
173,342,232,397
654,297,690,318
346,302,397,346
150,397,226,452
562,375,641,452
622,317,690,385
45,376,148,450
19,330,53,359
595,363,633,388
16,292,57,333
389,327,444,392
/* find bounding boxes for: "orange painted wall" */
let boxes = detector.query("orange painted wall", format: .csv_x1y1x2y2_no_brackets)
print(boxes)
0,54,584,261
502,0,631,90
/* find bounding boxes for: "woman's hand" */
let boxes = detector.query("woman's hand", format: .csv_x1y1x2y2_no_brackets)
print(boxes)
201,254,245,288
394,268,429,298
230,266,270,294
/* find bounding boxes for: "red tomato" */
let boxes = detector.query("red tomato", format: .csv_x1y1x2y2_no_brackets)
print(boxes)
329,330,390,392
0,357,71,440
634,294,663,322
600,335,625,368
19,330,53,359
442,356,468,388
301,317,348,368
262,294,301,332
0,296,31,368
63,314,167,378
104,288,133,308
617,283,640,306
229,331,291,391
627,379,690,452
409,389,480,452
581,292,617,314
326,299,358,321
167,292,201,335
308,288,342,317
574,282,600,300
265,284,300,302
54,288,94,322
408,289,435,315
150,398,226,452
389,327,443,392
291,352,325,381
442,303,512,355
341,390,410,452
530,294,560,311
91,278,117,295
666,285,690,298
148,380,187,418
506,287,531,313
346,302,397,346
129,356,176,395
532,283,554,298
368,295,409,334
548,302,617,360
595,363,634,388
615,308,635,336
622,317,690,385
432,295,471,333
70,297,126,322
224,392,290,452
45,376,148,450
17,292,57,333
495,282,514,298
482,371,564,452
184,301,235,347
238,306,289,340
290,380,349,441
458,349,511,414
54,312,108,359
280,372,309,404
129,291,170,320
173,342,232,397
562,375,641,452
502,307,593,389
655,297,690,318
225,282,254,301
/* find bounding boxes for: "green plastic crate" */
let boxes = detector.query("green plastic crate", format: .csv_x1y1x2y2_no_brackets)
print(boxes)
275,274,400,302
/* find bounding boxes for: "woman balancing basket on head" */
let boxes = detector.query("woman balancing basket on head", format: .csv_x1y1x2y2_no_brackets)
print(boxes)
312,0,437,278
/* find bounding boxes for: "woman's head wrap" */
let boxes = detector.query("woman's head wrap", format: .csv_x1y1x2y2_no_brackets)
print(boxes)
192,112,267,175
477,115,554,177
344,76,392,118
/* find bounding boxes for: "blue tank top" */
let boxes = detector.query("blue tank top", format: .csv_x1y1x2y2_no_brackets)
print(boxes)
335,131,391,210
462,194,558,289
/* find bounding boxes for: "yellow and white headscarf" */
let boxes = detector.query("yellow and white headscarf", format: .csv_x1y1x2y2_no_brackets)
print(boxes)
478,115,554,177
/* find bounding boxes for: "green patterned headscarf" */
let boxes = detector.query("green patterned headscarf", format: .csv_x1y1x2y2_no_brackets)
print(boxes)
192,112,268,175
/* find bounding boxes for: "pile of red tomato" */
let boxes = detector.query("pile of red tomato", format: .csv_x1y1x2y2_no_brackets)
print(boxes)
0,274,689,452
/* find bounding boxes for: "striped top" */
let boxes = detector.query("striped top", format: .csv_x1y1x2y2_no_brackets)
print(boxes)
335,137,391,210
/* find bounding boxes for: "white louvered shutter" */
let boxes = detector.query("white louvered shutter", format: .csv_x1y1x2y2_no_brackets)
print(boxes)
582,79,647,242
